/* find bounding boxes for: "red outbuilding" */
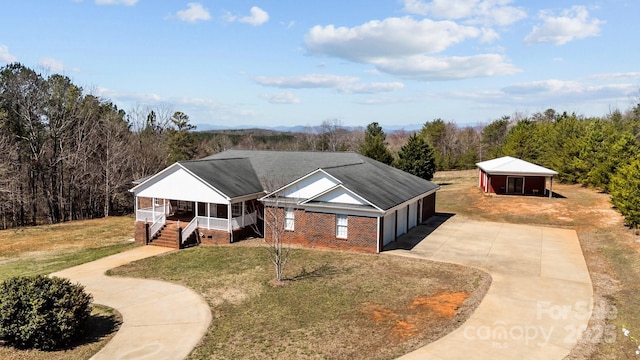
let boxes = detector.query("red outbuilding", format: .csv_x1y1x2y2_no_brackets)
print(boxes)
476,156,558,198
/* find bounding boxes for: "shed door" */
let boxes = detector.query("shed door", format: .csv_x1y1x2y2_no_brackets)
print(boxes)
383,213,395,246
507,177,524,194
408,202,418,229
396,207,408,237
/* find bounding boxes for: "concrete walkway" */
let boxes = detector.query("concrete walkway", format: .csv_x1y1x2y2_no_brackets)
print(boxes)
386,215,593,360
51,246,212,360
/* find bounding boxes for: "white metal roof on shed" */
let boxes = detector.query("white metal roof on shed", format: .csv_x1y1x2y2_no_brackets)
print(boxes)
476,156,558,176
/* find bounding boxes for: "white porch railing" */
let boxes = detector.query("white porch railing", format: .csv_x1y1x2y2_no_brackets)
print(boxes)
196,216,228,231
136,204,168,222
148,213,166,240
231,211,257,229
195,211,257,232
181,217,198,244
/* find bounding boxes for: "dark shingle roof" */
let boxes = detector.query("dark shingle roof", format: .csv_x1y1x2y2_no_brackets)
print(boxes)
179,158,263,199
206,150,439,210
323,157,439,210
205,150,364,189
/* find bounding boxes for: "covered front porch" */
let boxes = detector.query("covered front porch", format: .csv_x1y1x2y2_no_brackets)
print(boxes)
134,197,259,247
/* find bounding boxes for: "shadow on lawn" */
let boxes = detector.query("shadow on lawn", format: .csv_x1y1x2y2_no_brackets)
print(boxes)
288,263,343,281
67,310,121,350
383,212,456,252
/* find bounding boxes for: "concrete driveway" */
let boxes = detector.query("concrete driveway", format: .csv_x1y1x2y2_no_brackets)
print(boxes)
386,215,593,360
51,246,211,360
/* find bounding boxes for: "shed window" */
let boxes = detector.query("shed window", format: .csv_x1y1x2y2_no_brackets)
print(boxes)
284,209,295,231
336,214,348,239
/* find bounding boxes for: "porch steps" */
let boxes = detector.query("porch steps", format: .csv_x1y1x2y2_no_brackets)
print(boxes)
149,221,180,249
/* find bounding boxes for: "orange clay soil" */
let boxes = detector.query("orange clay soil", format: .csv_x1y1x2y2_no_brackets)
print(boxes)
361,291,470,340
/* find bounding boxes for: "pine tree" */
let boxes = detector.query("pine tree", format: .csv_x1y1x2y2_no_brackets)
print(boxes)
167,111,197,163
358,122,393,165
609,159,640,228
396,134,436,180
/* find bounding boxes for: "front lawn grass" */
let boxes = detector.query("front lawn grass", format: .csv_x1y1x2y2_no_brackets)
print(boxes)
110,246,490,360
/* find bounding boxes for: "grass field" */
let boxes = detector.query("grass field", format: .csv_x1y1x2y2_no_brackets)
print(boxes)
0,216,137,359
0,216,138,281
433,170,640,359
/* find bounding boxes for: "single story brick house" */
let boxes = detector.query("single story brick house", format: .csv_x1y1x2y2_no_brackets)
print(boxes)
476,156,558,198
130,150,440,253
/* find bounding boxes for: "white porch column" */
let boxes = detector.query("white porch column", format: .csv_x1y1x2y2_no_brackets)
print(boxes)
207,203,211,229
134,196,139,221
152,197,156,221
227,202,232,233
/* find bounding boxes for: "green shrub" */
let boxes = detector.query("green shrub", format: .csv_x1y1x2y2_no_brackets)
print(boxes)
0,275,93,350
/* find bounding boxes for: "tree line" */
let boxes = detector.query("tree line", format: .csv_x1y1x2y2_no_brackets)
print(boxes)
2,63,639,228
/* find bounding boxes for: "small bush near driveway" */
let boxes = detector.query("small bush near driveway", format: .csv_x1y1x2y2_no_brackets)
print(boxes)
0,275,92,350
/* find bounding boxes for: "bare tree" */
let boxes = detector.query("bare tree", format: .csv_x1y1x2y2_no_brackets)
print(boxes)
252,179,292,283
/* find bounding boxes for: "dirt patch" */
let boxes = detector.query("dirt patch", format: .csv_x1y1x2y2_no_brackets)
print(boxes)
361,302,398,324
392,320,418,339
408,292,469,319
361,291,470,341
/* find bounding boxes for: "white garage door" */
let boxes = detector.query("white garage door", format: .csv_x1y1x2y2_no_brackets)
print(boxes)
396,207,408,237
383,213,396,246
408,202,418,229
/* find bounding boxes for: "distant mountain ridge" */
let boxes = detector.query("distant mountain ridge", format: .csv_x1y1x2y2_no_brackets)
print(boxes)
193,123,424,133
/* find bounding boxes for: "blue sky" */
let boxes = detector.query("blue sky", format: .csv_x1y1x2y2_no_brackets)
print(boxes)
1,0,639,129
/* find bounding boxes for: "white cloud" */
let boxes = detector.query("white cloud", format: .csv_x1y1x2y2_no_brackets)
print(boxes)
255,74,359,89
497,79,637,104
177,3,211,23
95,0,138,5
305,17,486,62
402,0,527,26
589,72,640,80
254,74,404,94
39,57,66,73
261,92,300,105
0,45,17,64
239,6,269,26
340,82,405,94
525,6,603,45
373,54,520,80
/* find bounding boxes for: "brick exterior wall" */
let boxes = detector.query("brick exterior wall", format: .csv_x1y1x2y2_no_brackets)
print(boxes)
265,207,378,253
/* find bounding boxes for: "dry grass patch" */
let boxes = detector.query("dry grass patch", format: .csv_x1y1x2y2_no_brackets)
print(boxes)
433,169,640,359
0,216,137,281
110,246,490,360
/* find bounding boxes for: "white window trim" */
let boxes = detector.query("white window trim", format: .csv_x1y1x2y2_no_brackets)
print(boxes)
284,208,295,231
336,214,348,239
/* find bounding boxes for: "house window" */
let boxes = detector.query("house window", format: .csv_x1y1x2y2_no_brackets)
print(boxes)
284,209,295,231
336,214,348,239
208,203,217,218
232,203,242,217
